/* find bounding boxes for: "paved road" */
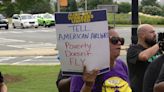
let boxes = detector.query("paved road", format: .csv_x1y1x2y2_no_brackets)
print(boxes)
0,26,59,65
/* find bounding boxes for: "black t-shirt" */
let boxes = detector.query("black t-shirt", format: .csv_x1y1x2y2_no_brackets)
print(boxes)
127,44,151,92
143,55,164,92
156,58,164,84
0,72,4,83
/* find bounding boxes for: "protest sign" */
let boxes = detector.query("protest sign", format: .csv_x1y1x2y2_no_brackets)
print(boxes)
55,9,110,75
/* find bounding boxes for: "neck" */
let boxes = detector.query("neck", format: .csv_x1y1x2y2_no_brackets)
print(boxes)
110,57,116,68
138,39,149,48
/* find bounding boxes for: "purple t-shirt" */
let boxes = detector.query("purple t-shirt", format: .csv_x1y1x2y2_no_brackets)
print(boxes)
70,59,130,92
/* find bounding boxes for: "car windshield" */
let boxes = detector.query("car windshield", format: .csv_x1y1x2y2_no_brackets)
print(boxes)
43,14,53,19
21,15,33,20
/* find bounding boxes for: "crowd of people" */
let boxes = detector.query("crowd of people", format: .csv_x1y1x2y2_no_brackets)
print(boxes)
56,24,164,92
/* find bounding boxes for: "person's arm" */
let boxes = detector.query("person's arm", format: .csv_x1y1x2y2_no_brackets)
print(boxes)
154,82,164,92
56,70,70,92
0,83,7,92
80,66,99,92
139,44,160,61
58,77,71,92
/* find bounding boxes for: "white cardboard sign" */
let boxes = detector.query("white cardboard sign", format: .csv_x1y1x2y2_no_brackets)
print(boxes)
55,10,110,75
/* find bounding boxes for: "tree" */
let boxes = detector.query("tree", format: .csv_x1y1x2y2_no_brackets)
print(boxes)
118,2,131,13
99,0,113,4
141,0,159,7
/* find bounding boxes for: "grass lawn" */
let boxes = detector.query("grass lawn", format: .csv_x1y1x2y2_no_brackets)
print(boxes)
0,65,61,92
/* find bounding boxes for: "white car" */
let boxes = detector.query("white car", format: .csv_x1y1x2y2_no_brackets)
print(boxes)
12,14,38,28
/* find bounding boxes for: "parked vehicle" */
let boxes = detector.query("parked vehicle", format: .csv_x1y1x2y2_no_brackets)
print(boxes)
12,14,38,29
33,13,55,27
0,14,9,29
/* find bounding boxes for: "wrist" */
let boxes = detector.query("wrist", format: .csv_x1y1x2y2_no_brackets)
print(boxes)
84,81,94,87
158,41,163,50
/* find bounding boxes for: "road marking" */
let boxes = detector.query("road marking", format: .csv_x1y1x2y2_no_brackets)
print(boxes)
0,38,25,43
12,59,32,65
7,43,56,49
0,57,16,62
35,56,43,59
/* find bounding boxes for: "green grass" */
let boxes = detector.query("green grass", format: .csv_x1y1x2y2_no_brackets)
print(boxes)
0,65,60,92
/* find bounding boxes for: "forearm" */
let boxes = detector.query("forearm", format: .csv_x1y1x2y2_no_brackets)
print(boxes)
154,82,164,92
139,44,159,61
58,78,71,92
0,83,7,92
80,82,94,92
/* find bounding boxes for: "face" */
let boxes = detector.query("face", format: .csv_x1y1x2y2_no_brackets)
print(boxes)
109,29,124,59
144,27,156,47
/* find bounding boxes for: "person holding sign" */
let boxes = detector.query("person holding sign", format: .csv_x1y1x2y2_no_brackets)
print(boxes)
70,27,132,92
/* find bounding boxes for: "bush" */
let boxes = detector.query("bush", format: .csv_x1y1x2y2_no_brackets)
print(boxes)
107,13,164,25
139,13,164,25
142,5,163,16
118,2,131,13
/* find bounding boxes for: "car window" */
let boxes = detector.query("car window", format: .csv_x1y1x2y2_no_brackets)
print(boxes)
21,15,33,20
0,14,5,19
43,14,52,18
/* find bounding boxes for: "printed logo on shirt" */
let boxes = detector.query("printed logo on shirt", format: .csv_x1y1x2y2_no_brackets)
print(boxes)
148,53,161,62
102,76,132,92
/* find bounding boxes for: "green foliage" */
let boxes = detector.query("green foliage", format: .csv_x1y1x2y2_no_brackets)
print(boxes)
142,5,163,16
0,0,53,17
61,0,77,12
140,15,164,25
87,0,100,10
160,5,164,16
141,0,159,6
117,2,131,13
99,0,113,4
108,13,131,25
107,13,164,25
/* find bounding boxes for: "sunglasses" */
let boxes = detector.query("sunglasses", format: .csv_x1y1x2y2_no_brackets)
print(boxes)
110,36,124,45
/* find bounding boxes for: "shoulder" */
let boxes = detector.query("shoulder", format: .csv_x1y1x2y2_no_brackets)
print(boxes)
116,59,127,67
128,44,144,52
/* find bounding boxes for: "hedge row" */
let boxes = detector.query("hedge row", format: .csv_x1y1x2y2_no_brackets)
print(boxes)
107,13,164,25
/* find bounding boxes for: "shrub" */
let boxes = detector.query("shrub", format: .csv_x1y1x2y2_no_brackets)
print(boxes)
142,5,163,16
107,13,164,25
118,2,131,13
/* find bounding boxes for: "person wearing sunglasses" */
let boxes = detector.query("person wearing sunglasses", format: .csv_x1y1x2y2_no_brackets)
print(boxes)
69,27,132,92
0,72,7,92
127,24,163,92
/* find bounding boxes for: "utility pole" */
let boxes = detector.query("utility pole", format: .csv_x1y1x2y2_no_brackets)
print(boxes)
85,0,87,10
57,0,60,12
131,0,139,44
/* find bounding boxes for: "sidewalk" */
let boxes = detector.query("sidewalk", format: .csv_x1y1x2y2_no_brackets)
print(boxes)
0,45,129,57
